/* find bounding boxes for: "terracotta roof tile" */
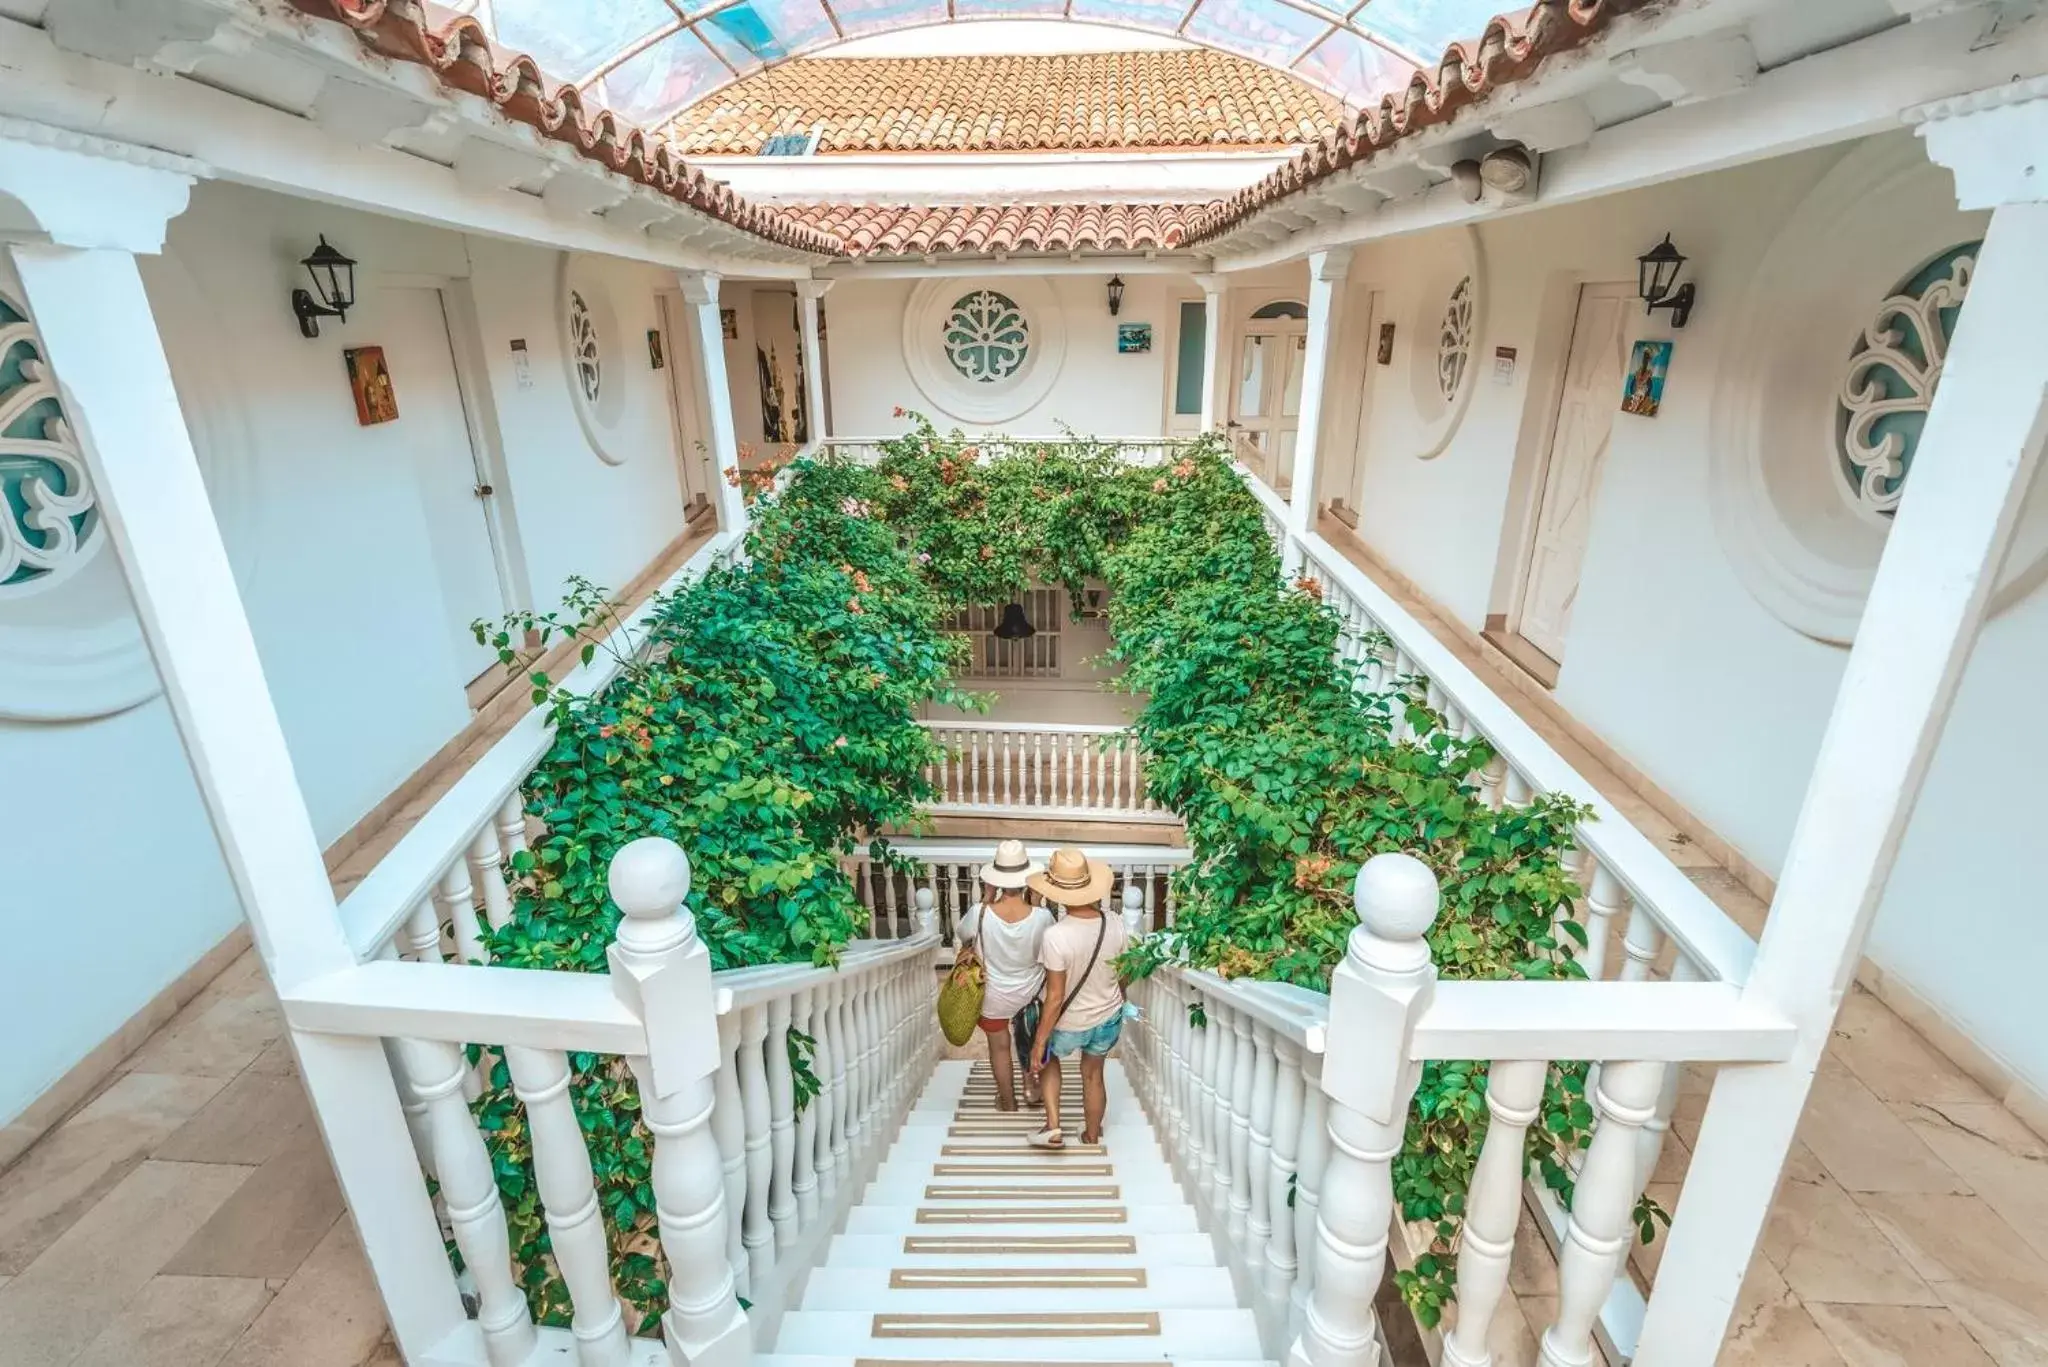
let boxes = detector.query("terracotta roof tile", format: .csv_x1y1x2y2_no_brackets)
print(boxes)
666,51,1343,155
1187,0,1652,246
283,0,841,256
781,203,1212,257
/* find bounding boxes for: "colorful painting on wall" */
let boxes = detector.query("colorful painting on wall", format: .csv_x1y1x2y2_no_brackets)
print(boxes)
344,346,398,425
1621,339,1672,417
1117,323,1152,354
1376,321,1396,365
647,329,665,369
720,307,739,340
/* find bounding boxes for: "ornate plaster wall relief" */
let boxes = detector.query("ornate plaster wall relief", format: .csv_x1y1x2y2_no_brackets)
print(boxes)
1407,225,1485,459
904,277,1067,425
559,253,631,465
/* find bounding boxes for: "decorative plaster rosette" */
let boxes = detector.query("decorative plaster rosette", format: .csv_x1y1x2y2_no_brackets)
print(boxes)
904,277,1066,425
1708,134,2043,644
559,254,630,465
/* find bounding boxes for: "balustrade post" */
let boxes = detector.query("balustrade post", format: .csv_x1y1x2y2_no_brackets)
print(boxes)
1228,1009,1255,1245
1581,862,1629,982
710,1015,749,1297
810,982,838,1205
827,978,852,1179
1441,1059,1545,1367
1291,1047,1328,1339
1246,1020,1278,1272
1537,1061,1665,1367
736,1005,776,1284
495,791,529,861
606,838,749,1367
1290,853,1440,1367
792,989,820,1227
1264,1035,1306,1303
467,826,514,931
765,997,799,1250
1122,882,1147,939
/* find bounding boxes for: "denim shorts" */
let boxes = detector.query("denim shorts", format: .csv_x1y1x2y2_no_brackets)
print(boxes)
1047,1015,1123,1059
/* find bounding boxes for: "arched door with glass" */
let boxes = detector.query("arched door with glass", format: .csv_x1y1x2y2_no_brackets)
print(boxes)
1230,300,1308,492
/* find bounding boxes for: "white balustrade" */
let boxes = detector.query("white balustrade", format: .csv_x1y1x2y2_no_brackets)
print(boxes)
847,839,1191,946
813,435,1194,468
920,721,1172,822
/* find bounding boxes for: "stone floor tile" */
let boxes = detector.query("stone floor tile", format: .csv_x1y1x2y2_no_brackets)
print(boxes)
1685,868,1770,938
1797,1061,1972,1195
1829,989,1994,1108
1807,1303,1998,1367
1859,1192,2048,1365
1494,1292,1555,1367
218,1220,390,1367
241,1039,298,1078
358,1333,403,1367
1507,1201,1558,1297
70,1274,274,1367
1758,1156,1939,1307
155,1074,316,1167
0,1072,226,1274
1895,1100,2048,1264
122,974,283,1081
0,1160,252,1367
163,1116,345,1280
1717,1258,1849,1367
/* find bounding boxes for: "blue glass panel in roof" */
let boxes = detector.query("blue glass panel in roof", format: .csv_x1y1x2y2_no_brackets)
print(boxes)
1295,26,1411,103
829,0,952,41
490,0,677,81
951,0,1071,16
1184,0,1332,69
1065,0,1187,30
694,0,838,67
1352,0,1512,60
601,35,735,123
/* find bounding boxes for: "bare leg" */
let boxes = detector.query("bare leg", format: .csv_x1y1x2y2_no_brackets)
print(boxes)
987,1029,1017,1111
1040,1052,1063,1136
1080,1053,1108,1143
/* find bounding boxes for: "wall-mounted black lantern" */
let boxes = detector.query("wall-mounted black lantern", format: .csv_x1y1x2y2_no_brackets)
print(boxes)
1636,234,1696,328
1106,275,1125,317
293,236,358,339
993,601,1036,640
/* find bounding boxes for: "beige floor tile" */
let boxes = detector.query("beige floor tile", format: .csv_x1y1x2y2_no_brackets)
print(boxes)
155,1074,316,1167
1828,989,1994,1108
70,1274,274,1367
0,1072,227,1275
1507,1201,1559,1297
0,1160,252,1367
1717,1258,1849,1367
1797,1062,1972,1195
1859,1192,2048,1365
218,1220,390,1367
1807,1303,1998,1367
163,1116,345,1280
1895,1100,2048,1264
122,974,283,1080
1758,1155,1939,1307
241,1039,298,1078
1487,1292,1551,1367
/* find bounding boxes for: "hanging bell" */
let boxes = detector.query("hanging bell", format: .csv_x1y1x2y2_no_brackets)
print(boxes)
993,601,1036,640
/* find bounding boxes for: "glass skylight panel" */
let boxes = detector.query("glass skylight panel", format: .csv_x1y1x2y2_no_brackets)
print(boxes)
1351,0,1510,60
1295,26,1412,104
598,33,734,124
489,0,677,82
1184,0,1335,70
828,0,951,41
692,0,838,68
951,0,1072,16
1065,0,1189,34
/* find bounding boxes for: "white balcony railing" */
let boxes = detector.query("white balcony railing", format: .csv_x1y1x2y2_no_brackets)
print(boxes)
919,720,1172,824
847,837,1191,946
810,434,1193,467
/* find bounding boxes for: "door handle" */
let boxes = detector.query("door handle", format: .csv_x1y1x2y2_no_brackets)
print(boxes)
474,484,495,498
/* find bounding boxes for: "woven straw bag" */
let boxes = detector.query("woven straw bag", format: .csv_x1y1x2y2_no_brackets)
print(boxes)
936,944,986,1047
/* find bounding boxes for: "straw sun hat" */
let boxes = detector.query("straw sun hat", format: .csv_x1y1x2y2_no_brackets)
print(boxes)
1028,846,1115,907
979,839,1042,890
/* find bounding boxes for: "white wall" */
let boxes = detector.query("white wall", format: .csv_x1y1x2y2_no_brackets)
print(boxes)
1321,137,2048,1095
0,181,702,1128
824,274,1178,436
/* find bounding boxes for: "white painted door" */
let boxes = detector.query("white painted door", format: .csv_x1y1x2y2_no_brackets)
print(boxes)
1230,326,1306,489
1324,290,1380,525
376,286,507,681
659,293,715,512
1512,282,1630,663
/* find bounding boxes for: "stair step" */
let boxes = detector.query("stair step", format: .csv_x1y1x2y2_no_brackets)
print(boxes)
758,1358,1277,1367
821,1233,1221,1268
842,1204,1198,1234
796,1265,1236,1310
774,1308,1265,1360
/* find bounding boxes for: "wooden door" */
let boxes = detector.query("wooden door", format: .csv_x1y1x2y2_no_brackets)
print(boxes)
1324,290,1380,526
1230,324,1305,487
1513,282,1630,664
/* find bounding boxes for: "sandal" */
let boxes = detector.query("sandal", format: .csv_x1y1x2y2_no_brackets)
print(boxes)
1028,1127,1065,1149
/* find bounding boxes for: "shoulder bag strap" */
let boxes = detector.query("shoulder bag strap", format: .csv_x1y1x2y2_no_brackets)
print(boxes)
1048,912,1109,1035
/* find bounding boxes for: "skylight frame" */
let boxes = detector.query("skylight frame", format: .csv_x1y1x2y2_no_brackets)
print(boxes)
472,0,1497,128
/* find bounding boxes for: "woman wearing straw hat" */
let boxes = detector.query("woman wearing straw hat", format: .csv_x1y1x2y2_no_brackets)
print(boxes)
1025,847,1129,1148
955,840,1054,1111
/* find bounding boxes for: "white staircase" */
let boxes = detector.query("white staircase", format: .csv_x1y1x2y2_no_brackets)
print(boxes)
762,1056,1275,1366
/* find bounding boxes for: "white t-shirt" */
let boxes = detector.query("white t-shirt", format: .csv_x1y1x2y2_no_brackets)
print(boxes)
1039,911,1128,1031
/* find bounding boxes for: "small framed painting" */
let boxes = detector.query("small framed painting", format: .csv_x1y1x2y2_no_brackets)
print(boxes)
1117,322,1152,354
344,346,398,426
720,307,739,340
1621,339,1672,417
1376,321,1396,366
647,328,666,369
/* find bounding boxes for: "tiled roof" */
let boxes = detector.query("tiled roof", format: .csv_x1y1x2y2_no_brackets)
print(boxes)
284,0,842,256
781,203,1211,257
665,51,1343,156
1187,0,1652,246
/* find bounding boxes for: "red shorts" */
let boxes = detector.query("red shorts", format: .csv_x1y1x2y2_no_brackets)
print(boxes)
977,1016,1012,1033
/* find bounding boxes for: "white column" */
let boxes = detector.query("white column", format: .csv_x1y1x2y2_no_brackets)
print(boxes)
678,269,746,537
1196,272,1228,433
1285,249,1353,573
1637,114,2048,1361
795,279,831,445
1,130,466,1356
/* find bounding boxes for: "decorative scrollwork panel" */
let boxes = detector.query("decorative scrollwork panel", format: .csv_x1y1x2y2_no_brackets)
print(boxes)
943,290,1030,384
1437,277,1474,404
0,287,99,594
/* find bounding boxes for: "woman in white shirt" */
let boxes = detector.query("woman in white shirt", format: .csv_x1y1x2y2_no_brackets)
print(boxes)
956,839,1054,1111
